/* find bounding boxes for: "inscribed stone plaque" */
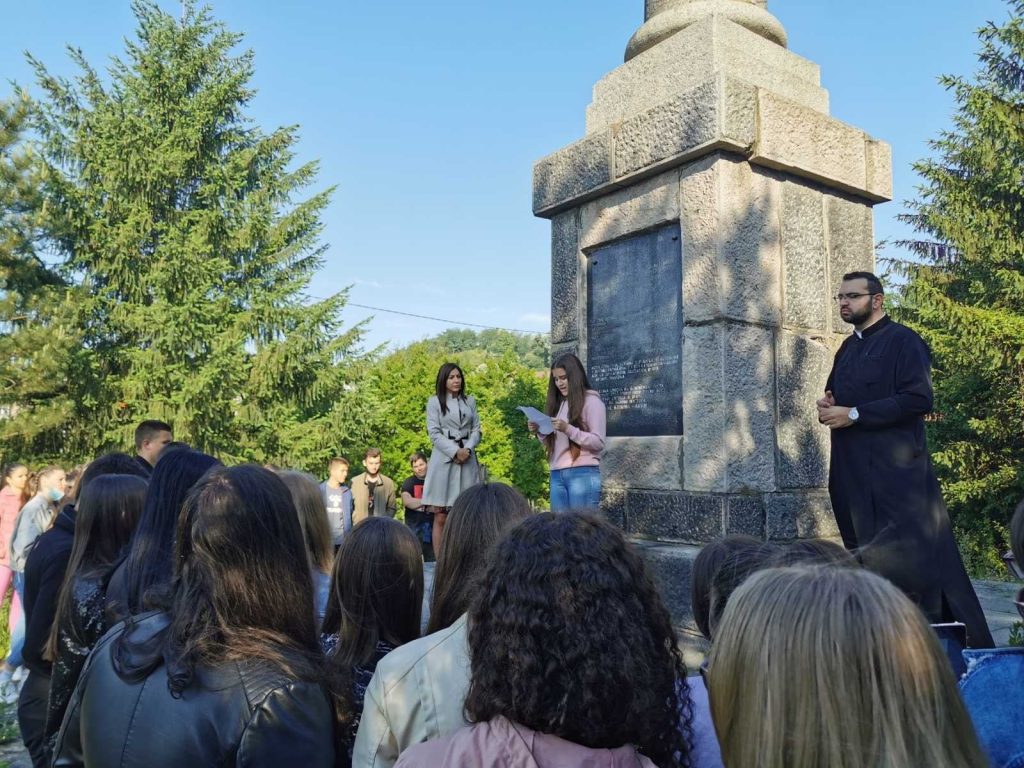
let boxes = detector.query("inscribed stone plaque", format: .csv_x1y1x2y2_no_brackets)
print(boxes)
587,224,683,436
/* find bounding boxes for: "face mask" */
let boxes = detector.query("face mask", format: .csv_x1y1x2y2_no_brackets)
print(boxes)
46,487,64,502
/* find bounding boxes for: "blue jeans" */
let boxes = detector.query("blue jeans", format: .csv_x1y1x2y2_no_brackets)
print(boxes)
960,647,1024,768
549,467,602,512
7,572,25,667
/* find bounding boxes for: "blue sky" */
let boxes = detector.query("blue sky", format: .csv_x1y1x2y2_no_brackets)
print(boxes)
0,1,1012,350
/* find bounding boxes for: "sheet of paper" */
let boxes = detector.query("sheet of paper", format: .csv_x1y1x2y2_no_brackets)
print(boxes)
516,405,554,436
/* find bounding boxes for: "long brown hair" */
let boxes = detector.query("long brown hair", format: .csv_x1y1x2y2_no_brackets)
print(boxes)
708,566,989,768
543,353,595,461
278,470,334,573
427,483,532,634
322,517,423,668
46,474,147,660
112,465,323,697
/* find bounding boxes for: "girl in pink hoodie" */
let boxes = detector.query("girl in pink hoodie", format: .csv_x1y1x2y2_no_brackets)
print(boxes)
529,354,606,512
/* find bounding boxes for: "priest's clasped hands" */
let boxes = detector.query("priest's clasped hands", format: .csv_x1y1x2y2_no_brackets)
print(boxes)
816,390,855,429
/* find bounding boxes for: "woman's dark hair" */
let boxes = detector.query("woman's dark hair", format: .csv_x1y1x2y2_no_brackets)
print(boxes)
1,462,29,504
466,513,692,768
707,538,779,639
427,482,532,634
691,535,761,641
767,538,859,569
434,362,467,416
277,470,335,573
46,475,147,660
322,517,423,668
118,449,220,616
76,453,150,502
1,462,26,485
543,353,595,461
113,465,322,696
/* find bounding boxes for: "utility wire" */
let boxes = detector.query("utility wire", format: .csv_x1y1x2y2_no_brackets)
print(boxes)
345,302,548,336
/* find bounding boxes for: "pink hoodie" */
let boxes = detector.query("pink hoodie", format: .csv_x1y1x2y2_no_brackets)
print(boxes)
549,391,607,470
394,717,656,768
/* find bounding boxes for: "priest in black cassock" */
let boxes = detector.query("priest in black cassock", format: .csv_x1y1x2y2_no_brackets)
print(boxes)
817,271,993,648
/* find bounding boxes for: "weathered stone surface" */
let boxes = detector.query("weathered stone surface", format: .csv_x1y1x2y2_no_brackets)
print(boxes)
781,181,828,330
776,332,832,488
826,195,875,332
765,491,836,540
600,485,629,530
533,133,611,215
613,80,720,179
718,160,781,325
537,82,890,220
630,539,703,633
602,436,683,491
550,211,579,344
680,156,721,323
765,493,798,540
592,16,823,134
612,77,757,179
724,323,776,491
796,493,839,538
629,491,725,542
752,90,891,203
679,155,781,326
550,340,579,364
722,74,759,146
682,323,725,491
579,170,680,250
866,139,894,201
726,494,765,537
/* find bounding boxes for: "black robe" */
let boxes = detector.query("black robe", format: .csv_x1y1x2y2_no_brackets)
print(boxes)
826,316,993,648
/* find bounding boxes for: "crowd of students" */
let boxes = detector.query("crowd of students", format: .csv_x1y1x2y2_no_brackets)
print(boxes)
0,426,1021,768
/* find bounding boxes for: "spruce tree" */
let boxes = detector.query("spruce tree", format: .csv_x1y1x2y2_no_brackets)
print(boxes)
895,0,1024,574
28,1,366,464
0,93,82,461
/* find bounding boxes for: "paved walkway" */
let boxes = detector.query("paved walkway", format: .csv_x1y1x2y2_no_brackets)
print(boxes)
974,578,1020,646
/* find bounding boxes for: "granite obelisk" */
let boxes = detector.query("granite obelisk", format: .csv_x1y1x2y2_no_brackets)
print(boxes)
533,0,892,575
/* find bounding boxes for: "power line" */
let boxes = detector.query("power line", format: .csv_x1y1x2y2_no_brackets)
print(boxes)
345,302,548,336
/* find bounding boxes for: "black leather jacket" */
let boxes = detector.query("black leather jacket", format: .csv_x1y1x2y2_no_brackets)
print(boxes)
52,612,337,768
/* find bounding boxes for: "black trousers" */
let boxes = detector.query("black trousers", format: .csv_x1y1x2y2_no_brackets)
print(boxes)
17,671,50,768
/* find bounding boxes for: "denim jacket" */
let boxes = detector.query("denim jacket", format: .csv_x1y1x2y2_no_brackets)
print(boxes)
960,647,1024,768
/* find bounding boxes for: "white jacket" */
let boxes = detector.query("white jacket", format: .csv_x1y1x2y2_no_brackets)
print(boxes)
352,615,471,768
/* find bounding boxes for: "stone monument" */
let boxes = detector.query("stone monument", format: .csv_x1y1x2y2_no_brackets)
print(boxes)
532,0,892,628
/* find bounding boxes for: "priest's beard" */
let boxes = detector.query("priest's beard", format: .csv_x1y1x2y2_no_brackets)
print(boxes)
841,304,873,327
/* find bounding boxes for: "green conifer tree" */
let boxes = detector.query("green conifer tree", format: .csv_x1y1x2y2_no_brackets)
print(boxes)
28,1,367,463
0,93,83,462
894,0,1024,574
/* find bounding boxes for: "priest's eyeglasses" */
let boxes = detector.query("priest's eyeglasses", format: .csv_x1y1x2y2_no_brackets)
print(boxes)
834,292,878,302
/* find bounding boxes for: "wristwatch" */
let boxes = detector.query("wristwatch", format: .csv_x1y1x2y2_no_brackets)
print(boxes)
849,407,859,422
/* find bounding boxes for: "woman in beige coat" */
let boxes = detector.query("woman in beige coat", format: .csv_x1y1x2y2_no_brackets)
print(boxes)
351,483,530,768
422,363,480,556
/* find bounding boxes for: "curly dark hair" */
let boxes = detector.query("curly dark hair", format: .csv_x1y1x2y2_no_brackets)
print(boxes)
465,513,692,768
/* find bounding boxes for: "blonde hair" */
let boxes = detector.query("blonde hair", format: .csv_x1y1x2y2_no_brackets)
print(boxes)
708,566,988,768
277,471,334,573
